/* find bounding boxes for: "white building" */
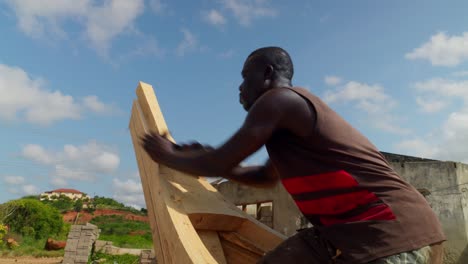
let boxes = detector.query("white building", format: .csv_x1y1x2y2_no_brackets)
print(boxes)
40,188,90,201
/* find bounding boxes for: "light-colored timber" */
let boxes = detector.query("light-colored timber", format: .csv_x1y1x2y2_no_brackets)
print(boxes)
129,82,286,264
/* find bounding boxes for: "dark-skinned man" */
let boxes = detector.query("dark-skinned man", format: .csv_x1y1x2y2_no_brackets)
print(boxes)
142,47,445,264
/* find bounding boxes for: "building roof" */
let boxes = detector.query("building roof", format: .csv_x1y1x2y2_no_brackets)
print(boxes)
47,188,83,194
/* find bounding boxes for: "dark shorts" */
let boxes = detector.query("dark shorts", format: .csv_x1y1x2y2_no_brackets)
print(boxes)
257,228,444,264
257,228,336,264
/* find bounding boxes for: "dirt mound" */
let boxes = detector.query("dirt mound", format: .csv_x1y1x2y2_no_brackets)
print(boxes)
63,209,149,224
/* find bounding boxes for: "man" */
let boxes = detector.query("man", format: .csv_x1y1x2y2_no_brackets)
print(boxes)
142,47,445,263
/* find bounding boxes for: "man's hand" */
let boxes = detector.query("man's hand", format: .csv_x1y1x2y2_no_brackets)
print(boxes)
174,141,214,153
140,132,177,164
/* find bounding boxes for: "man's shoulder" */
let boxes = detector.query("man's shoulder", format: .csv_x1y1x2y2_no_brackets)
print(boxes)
260,87,311,105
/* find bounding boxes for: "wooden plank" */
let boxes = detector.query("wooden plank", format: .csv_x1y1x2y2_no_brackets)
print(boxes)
218,232,264,256
129,102,166,263
131,87,219,264
198,231,227,264
235,220,285,252
220,238,262,264
136,82,174,142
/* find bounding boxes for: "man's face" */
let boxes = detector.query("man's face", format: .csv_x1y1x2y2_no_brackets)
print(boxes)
239,57,265,111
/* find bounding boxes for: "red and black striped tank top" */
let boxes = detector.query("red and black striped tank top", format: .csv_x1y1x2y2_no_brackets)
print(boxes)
265,87,445,263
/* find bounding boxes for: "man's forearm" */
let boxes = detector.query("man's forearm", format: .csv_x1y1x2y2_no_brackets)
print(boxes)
162,149,233,176
223,166,278,188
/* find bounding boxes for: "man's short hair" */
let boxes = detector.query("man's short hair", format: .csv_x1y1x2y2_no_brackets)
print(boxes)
247,47,294,80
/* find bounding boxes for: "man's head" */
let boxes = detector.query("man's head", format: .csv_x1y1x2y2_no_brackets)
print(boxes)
239,47,294,111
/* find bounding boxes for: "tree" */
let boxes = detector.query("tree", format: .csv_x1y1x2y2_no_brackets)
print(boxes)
3,199,64,239
74,200,83,212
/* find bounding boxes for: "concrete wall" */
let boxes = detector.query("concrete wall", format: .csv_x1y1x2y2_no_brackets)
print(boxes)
389,161,468,264
214,159,468,264
95,240,143,256
214,182,307,236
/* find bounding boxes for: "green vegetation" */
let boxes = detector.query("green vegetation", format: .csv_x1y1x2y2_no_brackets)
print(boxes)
92,196,146,215
0,194,150,259
90,215,152,249
16,193,147,216
0,224,6,246
0,237,64,257
91,251,139,264
41,194,77,213
3,199,64,239
0,198,69,257
74,199,83,212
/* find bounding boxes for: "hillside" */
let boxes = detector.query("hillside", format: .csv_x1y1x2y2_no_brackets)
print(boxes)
63,209,149,224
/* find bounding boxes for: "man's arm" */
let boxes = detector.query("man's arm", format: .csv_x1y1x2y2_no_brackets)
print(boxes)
141,88,287,177
142,87,315,184
225,160,279,188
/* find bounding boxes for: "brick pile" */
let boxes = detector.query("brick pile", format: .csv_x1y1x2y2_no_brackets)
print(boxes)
62,223,100,264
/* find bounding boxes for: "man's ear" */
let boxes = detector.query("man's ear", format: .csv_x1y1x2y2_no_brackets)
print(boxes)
264,65,274,80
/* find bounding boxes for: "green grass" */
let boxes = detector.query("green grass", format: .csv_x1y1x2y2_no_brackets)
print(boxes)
90,215,153,249
91,252,139,264
0,236,64,257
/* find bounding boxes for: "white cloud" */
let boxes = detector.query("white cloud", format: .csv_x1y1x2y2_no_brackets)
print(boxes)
22,184,40,195
396,78,468,163
220,0,277,26
2,175,40,196
149,0,165,14
85,1,144,56
176,29,198,57
3,176,25,185
22,144,54,164
92,152,120,173
395,139,438,160
395,110,468,163
405,32,468,66
51,177,67,187
5,0,145,57
452,70,468,77
414,78,468,99
0,64,114,125
415,97,447,113
131,171,141,179
112,178,145,209
324,75,342,86
21,141,120,186
324,80,409,134
82,96,114,114
323,81,396,112
204,9,226,26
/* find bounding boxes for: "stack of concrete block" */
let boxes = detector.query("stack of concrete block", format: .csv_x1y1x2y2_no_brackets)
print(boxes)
139,249,157,264
94,239,142,256
63,223,100,264
94,240,113,252
257,205,273,228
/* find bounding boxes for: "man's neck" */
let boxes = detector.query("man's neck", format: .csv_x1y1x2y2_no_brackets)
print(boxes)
271,78,292,89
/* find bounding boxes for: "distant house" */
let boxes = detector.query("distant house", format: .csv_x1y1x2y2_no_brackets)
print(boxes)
40,188,90,201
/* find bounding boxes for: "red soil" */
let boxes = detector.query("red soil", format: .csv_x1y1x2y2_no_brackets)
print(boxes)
62,209,149,224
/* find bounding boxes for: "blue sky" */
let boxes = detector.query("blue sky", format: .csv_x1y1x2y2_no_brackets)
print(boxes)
1,0,468,208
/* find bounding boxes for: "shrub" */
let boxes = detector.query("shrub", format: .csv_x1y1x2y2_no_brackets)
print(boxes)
3,199,64,240
0,223,7,246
